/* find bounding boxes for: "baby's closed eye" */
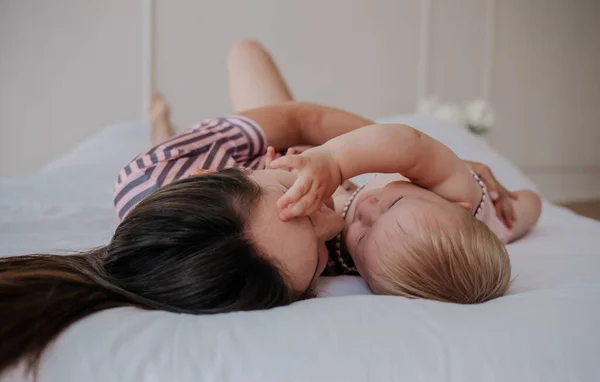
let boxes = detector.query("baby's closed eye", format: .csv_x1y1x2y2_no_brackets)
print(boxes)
358,232,368,244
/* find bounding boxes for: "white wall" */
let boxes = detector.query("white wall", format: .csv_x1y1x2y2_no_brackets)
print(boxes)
1,0,599,202
154,0,421,125
0,0,142,176
490,0,600,201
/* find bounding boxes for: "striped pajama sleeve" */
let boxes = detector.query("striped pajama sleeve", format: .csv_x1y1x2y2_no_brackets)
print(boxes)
113,116,267,220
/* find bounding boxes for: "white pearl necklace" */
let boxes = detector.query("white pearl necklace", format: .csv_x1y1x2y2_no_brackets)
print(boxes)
334,184,366,272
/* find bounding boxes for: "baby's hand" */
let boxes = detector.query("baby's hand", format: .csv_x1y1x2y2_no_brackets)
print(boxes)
264,146,296,170
270,146,341,220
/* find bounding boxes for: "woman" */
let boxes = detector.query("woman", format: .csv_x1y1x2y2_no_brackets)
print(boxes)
0,40,528,375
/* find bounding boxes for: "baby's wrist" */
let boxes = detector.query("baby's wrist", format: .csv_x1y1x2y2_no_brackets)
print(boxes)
327,147,344,183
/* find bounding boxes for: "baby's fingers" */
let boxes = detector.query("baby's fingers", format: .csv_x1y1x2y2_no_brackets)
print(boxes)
495,203,510,229
276,177,311,211
264,146,276,169
283,148,295,172
497,200,514,229
279,196,319,221
270,155,305,171
506,198,516,223
280,182,324,220
504,207,514,229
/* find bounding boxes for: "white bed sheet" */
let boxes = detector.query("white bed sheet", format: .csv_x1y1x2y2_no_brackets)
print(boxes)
1,116,599,382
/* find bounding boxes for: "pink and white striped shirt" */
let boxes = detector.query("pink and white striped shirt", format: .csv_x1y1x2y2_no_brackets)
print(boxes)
114,116,268,220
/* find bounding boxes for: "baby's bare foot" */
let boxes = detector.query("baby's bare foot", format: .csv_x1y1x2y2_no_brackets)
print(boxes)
148,92,174,145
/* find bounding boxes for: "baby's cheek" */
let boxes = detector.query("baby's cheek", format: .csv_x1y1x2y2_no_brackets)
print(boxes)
351,241,378,279
358,246,375,272
344,224,361,255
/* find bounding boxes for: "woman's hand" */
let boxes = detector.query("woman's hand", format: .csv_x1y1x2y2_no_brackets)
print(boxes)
269,146,342,220
464,160,518,229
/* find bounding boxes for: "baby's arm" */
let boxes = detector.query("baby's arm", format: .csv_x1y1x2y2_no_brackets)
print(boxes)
271,123,481,219
327,124,481,208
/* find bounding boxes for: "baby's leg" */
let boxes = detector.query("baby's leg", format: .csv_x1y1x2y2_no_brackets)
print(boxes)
507,190,542,242
148,93,175,146
227,40,293,112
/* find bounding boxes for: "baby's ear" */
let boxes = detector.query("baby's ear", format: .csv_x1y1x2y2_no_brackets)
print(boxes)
455,201,472,212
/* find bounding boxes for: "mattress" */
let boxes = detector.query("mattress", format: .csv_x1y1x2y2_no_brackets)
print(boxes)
1,116,599,382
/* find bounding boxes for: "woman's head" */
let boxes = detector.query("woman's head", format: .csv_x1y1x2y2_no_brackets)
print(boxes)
106,168,297,312
111,167,342,307
344,181,510,303
0,168,343,375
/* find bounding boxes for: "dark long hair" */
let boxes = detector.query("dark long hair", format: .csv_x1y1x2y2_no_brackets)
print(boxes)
0,169,295,375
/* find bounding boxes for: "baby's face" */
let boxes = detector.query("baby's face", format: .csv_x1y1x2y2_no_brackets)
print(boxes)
344,181,468,279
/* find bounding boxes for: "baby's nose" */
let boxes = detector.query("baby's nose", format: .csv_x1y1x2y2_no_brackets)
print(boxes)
356,196,380,226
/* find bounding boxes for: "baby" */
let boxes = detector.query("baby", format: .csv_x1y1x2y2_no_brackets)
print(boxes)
271,123,542,303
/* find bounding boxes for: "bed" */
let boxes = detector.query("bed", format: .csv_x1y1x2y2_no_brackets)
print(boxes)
1,116,599,382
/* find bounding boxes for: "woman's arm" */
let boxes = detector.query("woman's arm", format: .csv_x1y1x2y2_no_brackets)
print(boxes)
238,101,374,151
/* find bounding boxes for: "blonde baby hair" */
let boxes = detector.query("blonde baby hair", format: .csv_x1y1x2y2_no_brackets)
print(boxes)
368,210,510,304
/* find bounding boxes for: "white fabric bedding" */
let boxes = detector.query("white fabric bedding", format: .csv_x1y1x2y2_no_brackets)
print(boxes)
1,116,599,382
